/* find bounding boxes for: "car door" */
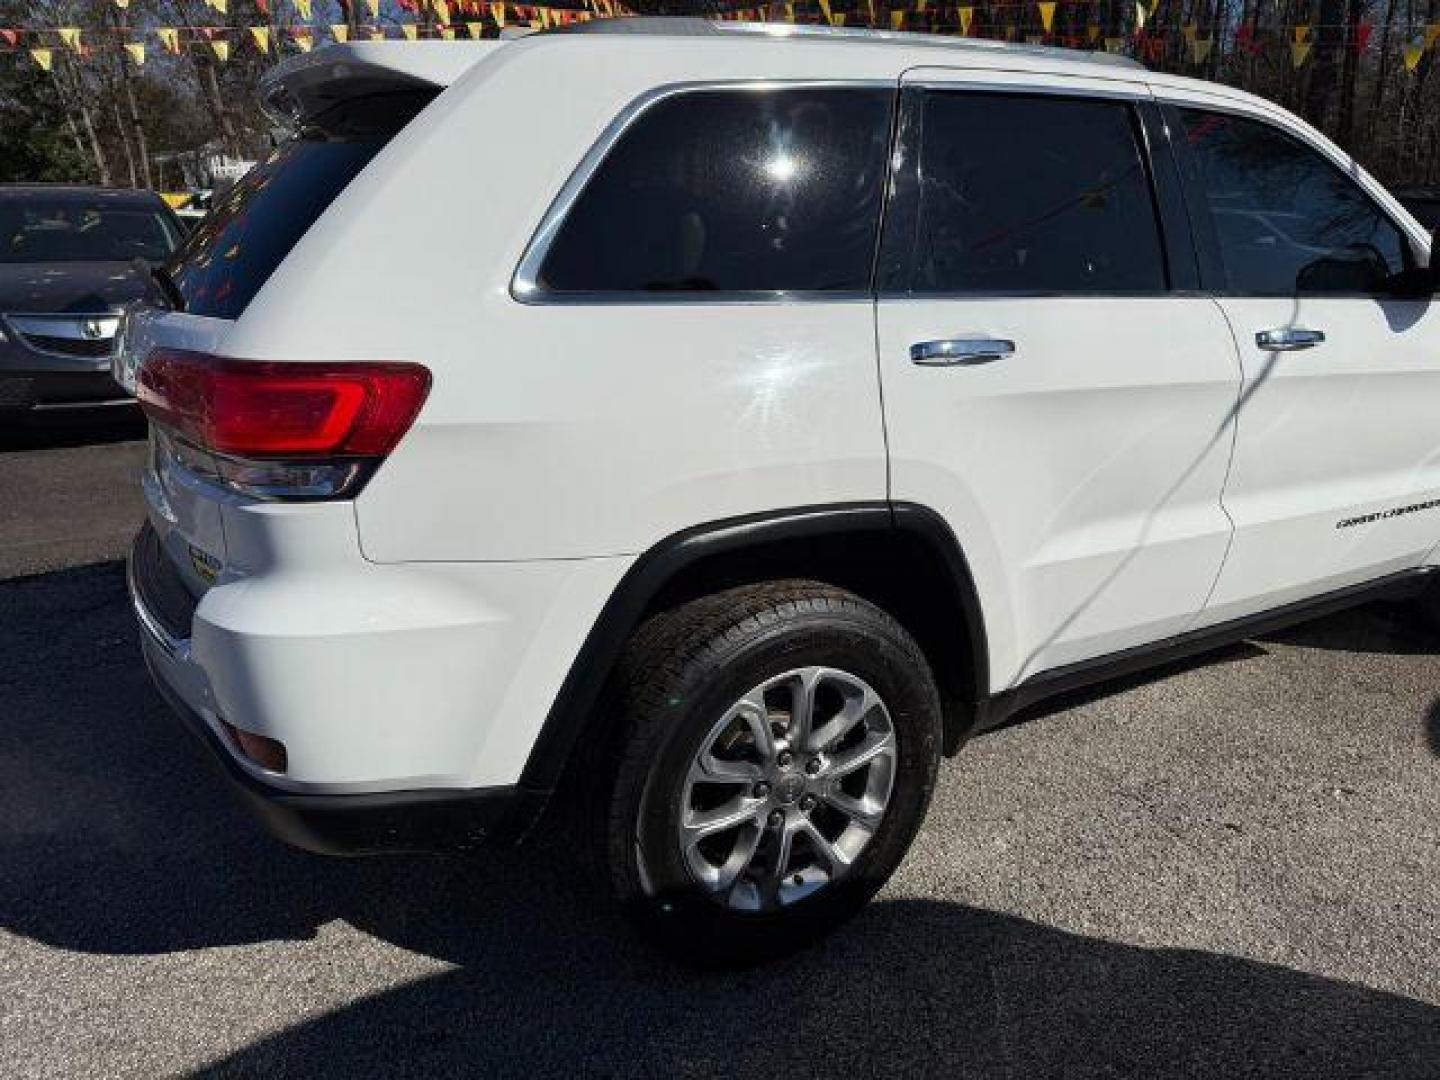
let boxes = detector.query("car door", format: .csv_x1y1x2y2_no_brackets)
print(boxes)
876,69,1242,691
1159,93,1440,626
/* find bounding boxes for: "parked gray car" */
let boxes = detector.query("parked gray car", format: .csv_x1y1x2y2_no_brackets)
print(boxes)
0,186,180,418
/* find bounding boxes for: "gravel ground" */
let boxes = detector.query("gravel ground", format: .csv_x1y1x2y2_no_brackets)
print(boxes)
1,431,1438,1078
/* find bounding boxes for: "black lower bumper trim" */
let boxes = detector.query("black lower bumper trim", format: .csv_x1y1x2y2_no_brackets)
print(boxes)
145,653,549,856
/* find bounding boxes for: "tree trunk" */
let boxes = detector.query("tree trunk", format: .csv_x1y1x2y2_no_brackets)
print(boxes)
78,102,111,186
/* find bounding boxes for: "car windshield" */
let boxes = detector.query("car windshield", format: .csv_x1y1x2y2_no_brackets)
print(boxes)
0,201,181,264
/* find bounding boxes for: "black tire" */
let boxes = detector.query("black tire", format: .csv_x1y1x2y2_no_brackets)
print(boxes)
586,580,943,967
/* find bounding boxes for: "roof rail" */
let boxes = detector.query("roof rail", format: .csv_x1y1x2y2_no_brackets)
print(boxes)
541,16,1146,71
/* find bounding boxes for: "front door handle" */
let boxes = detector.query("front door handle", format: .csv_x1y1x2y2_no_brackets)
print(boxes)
1256,327,1325,351
910,338,1016,366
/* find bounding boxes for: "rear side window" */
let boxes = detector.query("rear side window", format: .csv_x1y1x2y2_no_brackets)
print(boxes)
883,91,1167,295
531,86,893,295
167,91,436,319
1179,109,1410,295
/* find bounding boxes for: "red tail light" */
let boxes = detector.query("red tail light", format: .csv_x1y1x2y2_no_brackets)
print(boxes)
137,348,431,459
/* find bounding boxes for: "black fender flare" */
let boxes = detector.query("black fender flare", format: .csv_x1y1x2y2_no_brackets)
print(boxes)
517,500,989,793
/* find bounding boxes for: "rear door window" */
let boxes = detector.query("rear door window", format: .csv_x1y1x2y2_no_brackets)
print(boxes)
530,86,894,295
881,90,1168,295
167,90,435,319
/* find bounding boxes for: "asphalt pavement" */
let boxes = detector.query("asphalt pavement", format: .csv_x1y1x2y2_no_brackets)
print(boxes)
2,422,1438,1078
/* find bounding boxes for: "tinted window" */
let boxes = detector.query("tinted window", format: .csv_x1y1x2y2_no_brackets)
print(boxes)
891,92,1166,294
535,87,892,294
0,200,179,263
168,91,435,318
1181,110,1410,295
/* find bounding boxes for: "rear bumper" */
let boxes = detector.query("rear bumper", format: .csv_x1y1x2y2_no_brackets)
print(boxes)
129,532,550,854
0,370,131,413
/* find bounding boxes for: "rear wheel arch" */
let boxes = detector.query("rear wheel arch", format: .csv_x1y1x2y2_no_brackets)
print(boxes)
519,502,990,796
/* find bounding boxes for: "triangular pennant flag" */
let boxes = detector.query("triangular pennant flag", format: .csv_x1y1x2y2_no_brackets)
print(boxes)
366,0,379,15
292,27,314,50
1404,41,1425,70
113,0,130,7
1104,36,1125,53
1426,24,1440,51
1037,1,1056,33
125,41,145,64
331,24,349,41
1291,41,1311,67
211,39,229,61
434,0,451,24
1086,24,1102,43
440,26,455,38
1294,25,1310,43
249,25,269,51
30,46,52,70
491,2,506,26
958,6,974,34
157,27,180,53
817,0,832,24
1134,2,1147,30
255,0,268,12
57,27,81,51
784,2,794,21
466,20,482,36
1353,21,1372,52
0,29,18,47
208,0,227,13
401,22,418,39
890,9,904,29
295,0,312,19
1189,36,1212,63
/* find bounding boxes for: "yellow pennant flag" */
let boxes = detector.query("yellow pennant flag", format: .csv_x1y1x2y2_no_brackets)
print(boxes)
249,25,269,51
1404,41,1425,71
57,27,81,51
1086,23,1102,42
1104,36,1125,53
295,0,312,19
1294,25,1310,43
208,0,227,13
30,47,53,71
434,0,451,24
832,12,846,25
916,0,926,12
211,39,229,61
817,0,832,23
157,27,180,53
1181,22,1197,40
1190,36,1213,63
125,41,145,64
365,0,379,16
401,22,418,39
866,0,876,24
784,2,795,21
293,29,314,51
1291,41,1311,67
958,6,974,34
1425,24,1440,50
440,26,455,39
890,9,904,29
113,0,129,7
1037,1,1056,32
331,24,349,42
466,20,482,37
491,2,506,26
1134,1,1148,30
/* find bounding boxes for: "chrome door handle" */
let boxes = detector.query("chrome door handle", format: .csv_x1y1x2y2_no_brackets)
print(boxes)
1256,327,1325,351
910,338,1015,366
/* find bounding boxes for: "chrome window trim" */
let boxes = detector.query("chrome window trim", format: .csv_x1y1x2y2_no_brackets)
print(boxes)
510,79,896,305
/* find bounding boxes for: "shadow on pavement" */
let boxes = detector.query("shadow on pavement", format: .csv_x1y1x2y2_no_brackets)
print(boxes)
1425,699,1440,759
3,563,1439,1077
1257,601,1440,657
0,410,144,453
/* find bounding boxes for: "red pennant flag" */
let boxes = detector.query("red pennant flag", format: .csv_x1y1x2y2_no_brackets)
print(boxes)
1351,21,1373,53
255,0,269,12
0,28,17,48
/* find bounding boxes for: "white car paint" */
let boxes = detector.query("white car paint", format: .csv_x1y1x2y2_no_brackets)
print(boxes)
129,27,1440,800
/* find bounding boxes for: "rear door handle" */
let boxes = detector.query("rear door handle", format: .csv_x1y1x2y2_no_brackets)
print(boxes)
910,338,1015,366
1256,327,1325,351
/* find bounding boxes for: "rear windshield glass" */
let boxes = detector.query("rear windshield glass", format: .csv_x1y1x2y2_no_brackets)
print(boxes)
167,90,436,319
0,201,180,263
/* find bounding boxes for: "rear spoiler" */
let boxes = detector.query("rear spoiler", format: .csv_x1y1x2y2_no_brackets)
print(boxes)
260,41,505,124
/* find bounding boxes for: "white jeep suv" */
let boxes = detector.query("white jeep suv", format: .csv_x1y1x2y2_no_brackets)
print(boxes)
126,20,1440,964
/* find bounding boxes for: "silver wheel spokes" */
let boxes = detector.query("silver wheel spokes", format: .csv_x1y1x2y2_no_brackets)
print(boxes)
679,666,897,912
